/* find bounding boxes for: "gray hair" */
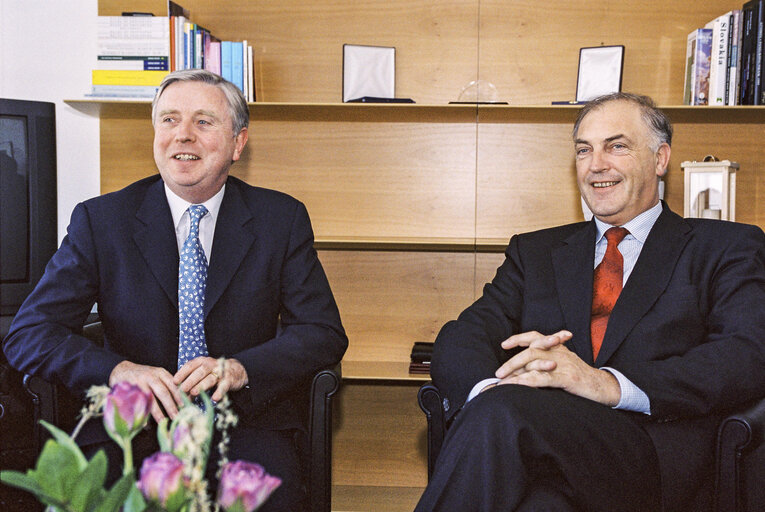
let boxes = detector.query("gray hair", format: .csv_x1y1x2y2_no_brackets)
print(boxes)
151,69,249,135
572,92,672,151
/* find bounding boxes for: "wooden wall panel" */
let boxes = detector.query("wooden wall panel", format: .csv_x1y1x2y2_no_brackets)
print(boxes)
476,122,583,240
478,0,744,105
100,117,155,192
332,383,427,487
238,120,478,240
665,122,765,229
319,251,475,362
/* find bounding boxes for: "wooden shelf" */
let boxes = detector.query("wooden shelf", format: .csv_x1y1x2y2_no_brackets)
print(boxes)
341,360,430,382
65,99,765,123
332,485,425,512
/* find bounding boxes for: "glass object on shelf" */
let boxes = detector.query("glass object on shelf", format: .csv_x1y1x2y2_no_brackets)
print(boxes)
681,157,738,221
456,80,500,103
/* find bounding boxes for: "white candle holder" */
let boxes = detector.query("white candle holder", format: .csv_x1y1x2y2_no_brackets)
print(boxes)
681,158,738,221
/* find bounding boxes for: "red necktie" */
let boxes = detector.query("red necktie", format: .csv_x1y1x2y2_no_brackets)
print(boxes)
591,227,629,360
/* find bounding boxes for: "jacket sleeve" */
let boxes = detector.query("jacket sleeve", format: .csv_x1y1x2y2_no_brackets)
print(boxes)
2,202,125,396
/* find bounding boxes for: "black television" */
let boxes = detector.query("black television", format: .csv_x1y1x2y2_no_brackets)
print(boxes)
0,98,57,337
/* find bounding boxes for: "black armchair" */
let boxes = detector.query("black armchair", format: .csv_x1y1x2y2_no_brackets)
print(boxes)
20,322,341,512
418,382,765,512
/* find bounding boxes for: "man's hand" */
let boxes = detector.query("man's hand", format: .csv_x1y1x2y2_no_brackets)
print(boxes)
173,356,249,402
493,330,621,406
109,360,184,423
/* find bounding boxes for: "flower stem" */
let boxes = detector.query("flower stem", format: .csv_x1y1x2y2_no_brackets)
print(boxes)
122,438,134,476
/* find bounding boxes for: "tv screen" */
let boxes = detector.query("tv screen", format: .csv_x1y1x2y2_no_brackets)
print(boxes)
0,99,57,329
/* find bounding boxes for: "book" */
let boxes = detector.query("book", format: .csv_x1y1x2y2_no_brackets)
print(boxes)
684,28,713,105
97,56,169,71
741,0,764,104
241,40,249,100
247,45,255,102
206,40,221,75
96,16,169,59
91,69,169,86
728,10,744,105
221,41,233,83
706,12,732,105
89,84,160,97
757,0,765,104
231,41,244,92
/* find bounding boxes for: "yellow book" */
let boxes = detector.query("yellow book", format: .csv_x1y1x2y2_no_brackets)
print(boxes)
91,70,169,86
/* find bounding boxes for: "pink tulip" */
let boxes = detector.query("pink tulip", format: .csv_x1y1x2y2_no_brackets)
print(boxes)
217,461,282,512
103,382,152,442
137,452,188,511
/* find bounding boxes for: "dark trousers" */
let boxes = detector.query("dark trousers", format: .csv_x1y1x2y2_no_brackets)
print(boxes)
82,424,307,512
415,385,662,512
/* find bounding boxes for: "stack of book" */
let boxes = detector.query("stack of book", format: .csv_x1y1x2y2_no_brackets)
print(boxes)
684,1,764,106
409,342,434,375
93,15,169,98
91,3,255,101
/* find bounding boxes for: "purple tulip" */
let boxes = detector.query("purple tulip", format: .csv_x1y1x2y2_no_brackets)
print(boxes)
137,452,188,511
217,461,282,512
103,382,152,441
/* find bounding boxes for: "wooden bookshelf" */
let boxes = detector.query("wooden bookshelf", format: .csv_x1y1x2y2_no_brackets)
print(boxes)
90,0,763,506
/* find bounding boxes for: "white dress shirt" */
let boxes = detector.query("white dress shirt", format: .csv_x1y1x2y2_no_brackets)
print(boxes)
164,184,226,260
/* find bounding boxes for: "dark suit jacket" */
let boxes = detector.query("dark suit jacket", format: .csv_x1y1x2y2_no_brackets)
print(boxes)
431,203,765,510
3,175,347,441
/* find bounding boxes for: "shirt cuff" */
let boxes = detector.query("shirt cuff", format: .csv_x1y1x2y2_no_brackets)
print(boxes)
467,378,501,402
602,367,651,415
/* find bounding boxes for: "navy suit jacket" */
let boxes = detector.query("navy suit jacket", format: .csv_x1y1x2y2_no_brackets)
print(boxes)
4,175,347,439
432,203,765,509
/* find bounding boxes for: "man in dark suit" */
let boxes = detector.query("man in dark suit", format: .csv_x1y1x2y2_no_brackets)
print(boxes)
3,69,347,511
415,93,765,512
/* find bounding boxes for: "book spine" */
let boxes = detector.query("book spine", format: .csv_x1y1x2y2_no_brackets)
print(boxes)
221,41,233,83
707,14,730,105
97,56,169,71
741,1,758,104
729,10,743,105
232,41,244,92
247,45,255,102
207,41,221,75
757,0,764,104
684,31,697,105
92,70,169,86
694,29,713,105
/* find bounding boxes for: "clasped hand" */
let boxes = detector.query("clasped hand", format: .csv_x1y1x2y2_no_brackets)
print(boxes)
109,356,248,423
491,330,620,407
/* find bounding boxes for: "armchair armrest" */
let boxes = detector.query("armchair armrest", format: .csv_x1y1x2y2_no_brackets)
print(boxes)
715,396,765,512
418,382,446,480
308,365,341,512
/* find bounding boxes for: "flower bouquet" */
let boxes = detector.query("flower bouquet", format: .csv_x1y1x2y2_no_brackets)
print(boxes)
0,378,281,512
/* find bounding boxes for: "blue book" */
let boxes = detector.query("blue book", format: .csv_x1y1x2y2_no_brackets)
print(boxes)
221,41,233,82
231,41,244,92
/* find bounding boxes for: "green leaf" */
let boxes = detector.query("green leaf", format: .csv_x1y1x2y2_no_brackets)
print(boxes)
121,482,148,512
70,450,108,512
0,470,44,496
0,469,70,510
28,438,82,502
95,473,136,512
40,420,88,469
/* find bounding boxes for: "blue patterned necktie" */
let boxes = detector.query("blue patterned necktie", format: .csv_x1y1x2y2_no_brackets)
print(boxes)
178,204,209,370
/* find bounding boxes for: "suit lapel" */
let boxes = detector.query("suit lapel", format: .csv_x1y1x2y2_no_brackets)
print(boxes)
596,206,692,364
204,180,257,317
133,179,179,308
552,222,597,364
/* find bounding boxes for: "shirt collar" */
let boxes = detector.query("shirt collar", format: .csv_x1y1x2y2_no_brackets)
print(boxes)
593,201,663,244
164,182,226,230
